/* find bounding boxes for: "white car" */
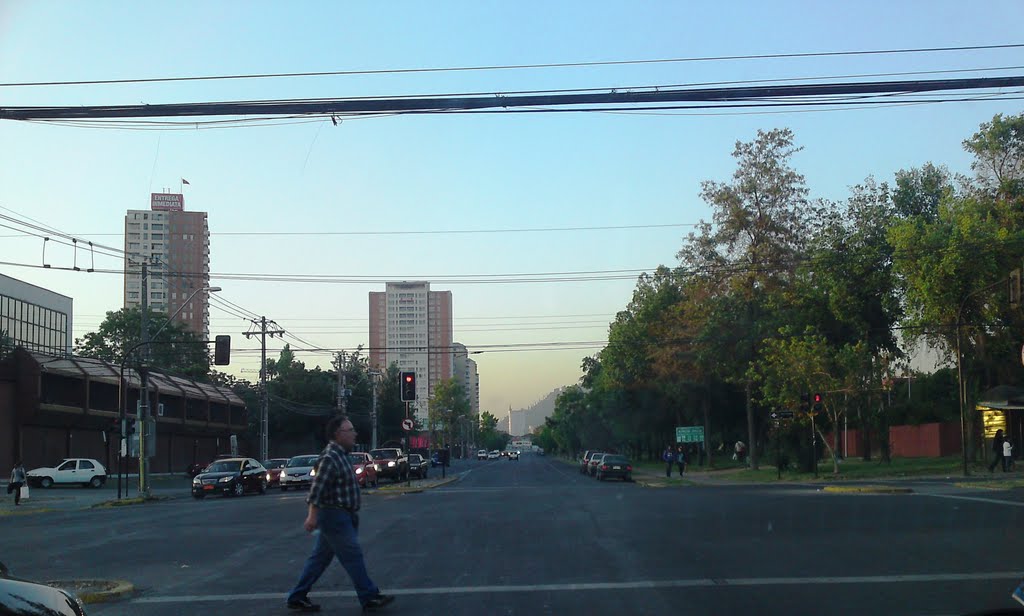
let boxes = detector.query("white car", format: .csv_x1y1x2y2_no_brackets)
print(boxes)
487,450,500,460
507,450,520,460
279,454,319,491
28,458,107,488
476,449,488,460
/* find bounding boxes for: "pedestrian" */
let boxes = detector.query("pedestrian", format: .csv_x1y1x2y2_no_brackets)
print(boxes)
676,446,686,477
990,429,1006,473
7,460,26,506
735,440,746,464
662,446,675,478
1004,439,1015,472
286,415,394,613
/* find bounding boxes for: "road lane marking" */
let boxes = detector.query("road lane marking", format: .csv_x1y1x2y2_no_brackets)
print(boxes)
919,493,1024,507
130,572,1024,604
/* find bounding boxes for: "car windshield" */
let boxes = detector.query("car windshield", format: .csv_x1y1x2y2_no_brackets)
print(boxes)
204,461,242,473
6,10,1024,616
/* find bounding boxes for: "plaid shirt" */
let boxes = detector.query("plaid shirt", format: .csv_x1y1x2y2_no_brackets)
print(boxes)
306,441,360,511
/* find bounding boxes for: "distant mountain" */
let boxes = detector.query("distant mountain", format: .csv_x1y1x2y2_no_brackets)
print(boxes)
505,387,564,435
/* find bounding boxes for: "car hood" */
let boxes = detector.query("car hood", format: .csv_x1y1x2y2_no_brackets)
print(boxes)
0,577,86,616
26,467,56,475
283,466,314,473
196,471,239,481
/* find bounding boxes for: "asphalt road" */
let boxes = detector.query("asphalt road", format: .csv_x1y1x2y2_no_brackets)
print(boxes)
3,453,1024,615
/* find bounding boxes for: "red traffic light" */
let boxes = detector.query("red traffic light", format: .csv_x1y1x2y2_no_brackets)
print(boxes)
404,374,413,383
813,393,822,403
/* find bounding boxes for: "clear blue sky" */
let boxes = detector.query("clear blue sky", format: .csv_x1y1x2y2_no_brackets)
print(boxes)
1,1,1022,418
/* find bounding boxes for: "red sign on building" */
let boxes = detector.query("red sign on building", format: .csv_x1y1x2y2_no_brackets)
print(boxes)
151,193,184,211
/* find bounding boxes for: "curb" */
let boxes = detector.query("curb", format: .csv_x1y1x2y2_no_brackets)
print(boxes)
821,485,914,494
91,495,172,509
45,580,134,604
373,474,461,495
0,507,55,517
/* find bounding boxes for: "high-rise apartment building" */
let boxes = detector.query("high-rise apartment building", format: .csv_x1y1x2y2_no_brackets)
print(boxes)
452,342,480,417
124,193,211,338
369,282,453,422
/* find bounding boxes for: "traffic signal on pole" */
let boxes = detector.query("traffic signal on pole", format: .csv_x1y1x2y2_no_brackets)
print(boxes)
214,335,231,366
400,371,416,402
799,393,810,414
813,393,823,413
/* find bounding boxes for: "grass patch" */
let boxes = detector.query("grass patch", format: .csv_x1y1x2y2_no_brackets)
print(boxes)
955,478,1024,490
91,495,167,508
719,456,977,482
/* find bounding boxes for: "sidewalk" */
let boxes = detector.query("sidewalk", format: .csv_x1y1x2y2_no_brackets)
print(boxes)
0,474,193,515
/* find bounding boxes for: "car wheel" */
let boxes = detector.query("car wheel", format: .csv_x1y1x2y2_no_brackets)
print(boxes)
89,476,103,488
232,482,245,497
259,480,267,494
40,477,53,488
193,493,205,499
624,475,632,482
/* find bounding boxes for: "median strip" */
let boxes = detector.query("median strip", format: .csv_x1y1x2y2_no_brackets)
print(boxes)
45,579,134,604
821,485,913,494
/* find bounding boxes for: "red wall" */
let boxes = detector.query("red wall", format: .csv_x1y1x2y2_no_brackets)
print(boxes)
826,422,961,458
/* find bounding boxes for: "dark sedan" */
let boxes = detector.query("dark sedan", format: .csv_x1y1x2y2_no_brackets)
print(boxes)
191,458,268,498
595,454,633,481
407,454,429,480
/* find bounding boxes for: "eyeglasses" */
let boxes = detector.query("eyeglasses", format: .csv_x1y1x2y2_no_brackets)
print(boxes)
338,427,356,433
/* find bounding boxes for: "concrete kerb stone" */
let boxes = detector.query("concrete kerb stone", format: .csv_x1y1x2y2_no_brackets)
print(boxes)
44,579,135,604
372,474,462,495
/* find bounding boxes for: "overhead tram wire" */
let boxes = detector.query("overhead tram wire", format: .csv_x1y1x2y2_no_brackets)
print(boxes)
3,42,1021,88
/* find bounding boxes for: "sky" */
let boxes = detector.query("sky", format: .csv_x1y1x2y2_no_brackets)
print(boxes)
1,1,1022,419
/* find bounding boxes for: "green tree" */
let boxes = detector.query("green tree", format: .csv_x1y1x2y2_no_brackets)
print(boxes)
75,307,209,378
428,378,470,448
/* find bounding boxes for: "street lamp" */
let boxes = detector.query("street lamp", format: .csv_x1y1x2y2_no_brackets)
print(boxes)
955,278,1007,478
117,285,221,498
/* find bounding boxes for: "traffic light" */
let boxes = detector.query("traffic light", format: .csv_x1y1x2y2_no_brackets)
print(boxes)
214,335,231,366
813,393,823,413
400,371,416,402
799,393,810,414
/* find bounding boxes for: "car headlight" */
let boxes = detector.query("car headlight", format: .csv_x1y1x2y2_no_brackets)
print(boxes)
372,464,379,471
355,467,363,474
388,461,396,467
219,476,234,483
310,468,316,477
192,477,201,484
266,473,272,481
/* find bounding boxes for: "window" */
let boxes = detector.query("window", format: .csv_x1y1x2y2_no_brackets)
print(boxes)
57,460,76,471
79,460,95,470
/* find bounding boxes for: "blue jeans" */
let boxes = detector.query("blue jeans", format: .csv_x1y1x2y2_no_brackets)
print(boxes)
288,508,380,606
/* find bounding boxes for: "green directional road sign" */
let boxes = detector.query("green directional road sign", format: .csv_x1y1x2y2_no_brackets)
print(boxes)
676,426,705,443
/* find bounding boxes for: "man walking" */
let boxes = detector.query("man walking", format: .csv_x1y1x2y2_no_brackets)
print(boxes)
7,461,26,506
990,429,1006,473
286,415,394,613
663,446,675,478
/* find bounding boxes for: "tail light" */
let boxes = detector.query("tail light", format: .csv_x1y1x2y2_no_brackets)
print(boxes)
601,464,609,470
626,465,633,471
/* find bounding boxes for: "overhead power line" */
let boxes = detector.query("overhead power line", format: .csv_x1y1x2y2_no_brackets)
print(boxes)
4,76,1023,120
3,43,1020,88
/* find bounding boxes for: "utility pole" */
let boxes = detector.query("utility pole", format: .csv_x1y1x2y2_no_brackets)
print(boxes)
244,317,284,461
336,351,348,415
369,370,380,449
138,260,150,497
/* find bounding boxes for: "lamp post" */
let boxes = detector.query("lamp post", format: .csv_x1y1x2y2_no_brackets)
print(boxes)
118,286,221,498
955,278,1007,478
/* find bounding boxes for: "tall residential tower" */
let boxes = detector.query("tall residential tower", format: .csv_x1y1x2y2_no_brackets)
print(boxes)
124,193,211,338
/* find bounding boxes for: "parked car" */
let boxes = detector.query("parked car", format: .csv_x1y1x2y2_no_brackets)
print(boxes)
595,454,633,481
369,448,408,482
0,562,88,615
408,454,430,479
27,458,107,488
347,452,379,488
487,450,500,460
507,450,520,460
580,451,603,474
477,449,488,460
588,453,608,476
262,458,290,488
279,454,320,491
191,458,267,498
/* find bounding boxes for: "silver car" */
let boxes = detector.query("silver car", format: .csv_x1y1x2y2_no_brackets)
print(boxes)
279,454,319,491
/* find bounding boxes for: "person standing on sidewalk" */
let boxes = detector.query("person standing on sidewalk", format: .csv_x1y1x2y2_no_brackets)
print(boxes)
1004,439,1015,472
7,461,26,506
676,446,687,477
990,429,1006,472
285,415,394,613
663,446,675,478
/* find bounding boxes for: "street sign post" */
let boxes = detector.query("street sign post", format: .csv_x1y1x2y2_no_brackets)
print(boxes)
676,426,704,443
401,418,414,432
770,410,795,421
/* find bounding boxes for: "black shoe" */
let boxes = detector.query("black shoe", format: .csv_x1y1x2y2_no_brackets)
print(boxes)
362,594,395,611
287,597,321,612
